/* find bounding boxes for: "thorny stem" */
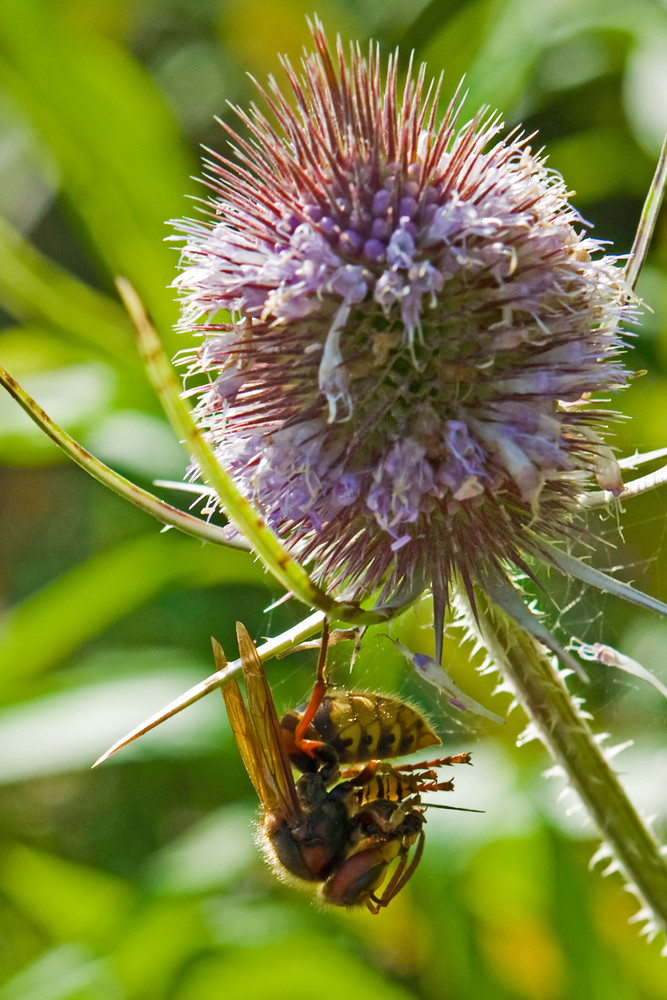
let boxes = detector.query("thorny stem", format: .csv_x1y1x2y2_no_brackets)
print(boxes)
460,586,667,940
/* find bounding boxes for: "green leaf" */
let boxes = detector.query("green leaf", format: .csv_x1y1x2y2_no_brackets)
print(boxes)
173,935,419,1000
0,653,225,781
0,843,134,946
144,805,257,895
0,217,132,364
110,899,208,1000
0,945,120,1000
0,0,194,335
0,532,269,682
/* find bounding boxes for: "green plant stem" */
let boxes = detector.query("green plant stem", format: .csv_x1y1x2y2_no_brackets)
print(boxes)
461,586,667,939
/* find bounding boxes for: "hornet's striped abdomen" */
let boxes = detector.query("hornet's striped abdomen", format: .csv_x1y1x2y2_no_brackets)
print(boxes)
281,690,440,768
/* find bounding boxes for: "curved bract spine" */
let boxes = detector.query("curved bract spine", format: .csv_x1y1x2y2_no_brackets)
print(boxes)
117,278,408,626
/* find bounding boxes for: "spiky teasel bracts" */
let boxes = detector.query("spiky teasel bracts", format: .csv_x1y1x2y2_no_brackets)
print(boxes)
173,21,633,634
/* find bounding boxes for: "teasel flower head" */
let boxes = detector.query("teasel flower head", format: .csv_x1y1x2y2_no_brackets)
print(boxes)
173,20,633,627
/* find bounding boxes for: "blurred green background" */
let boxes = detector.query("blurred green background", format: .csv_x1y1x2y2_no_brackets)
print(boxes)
1,1,666,997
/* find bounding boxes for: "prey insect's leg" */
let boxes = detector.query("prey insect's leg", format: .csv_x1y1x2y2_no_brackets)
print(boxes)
394,752,473,772
367,830,426,913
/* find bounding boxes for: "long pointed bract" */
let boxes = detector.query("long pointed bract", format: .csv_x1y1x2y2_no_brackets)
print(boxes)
92,610,327,765
540,539,667,619
117,278,403,626
0,365,246,549
624,134,667,292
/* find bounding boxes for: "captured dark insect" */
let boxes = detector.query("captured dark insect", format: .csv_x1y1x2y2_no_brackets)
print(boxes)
217,622,473,912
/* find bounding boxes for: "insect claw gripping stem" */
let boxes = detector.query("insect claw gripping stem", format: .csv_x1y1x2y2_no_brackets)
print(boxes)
419,779,456,794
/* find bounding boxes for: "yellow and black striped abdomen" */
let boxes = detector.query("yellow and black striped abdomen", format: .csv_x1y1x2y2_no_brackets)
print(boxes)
352,764,422,807
281,690,440,764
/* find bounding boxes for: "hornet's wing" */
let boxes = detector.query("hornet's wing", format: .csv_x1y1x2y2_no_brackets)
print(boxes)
216,625,303,825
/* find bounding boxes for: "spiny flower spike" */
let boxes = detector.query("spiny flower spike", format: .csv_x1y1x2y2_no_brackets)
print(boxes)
172,20,648,663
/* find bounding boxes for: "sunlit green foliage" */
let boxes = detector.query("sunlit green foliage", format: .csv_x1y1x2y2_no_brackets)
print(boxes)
0,1,666,997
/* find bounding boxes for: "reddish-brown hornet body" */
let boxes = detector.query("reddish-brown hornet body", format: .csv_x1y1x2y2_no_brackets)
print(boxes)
218,623,472,912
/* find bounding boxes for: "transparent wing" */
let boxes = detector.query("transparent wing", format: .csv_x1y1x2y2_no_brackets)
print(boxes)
217,649,278,809
234,623,303,824
214,629,303,825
